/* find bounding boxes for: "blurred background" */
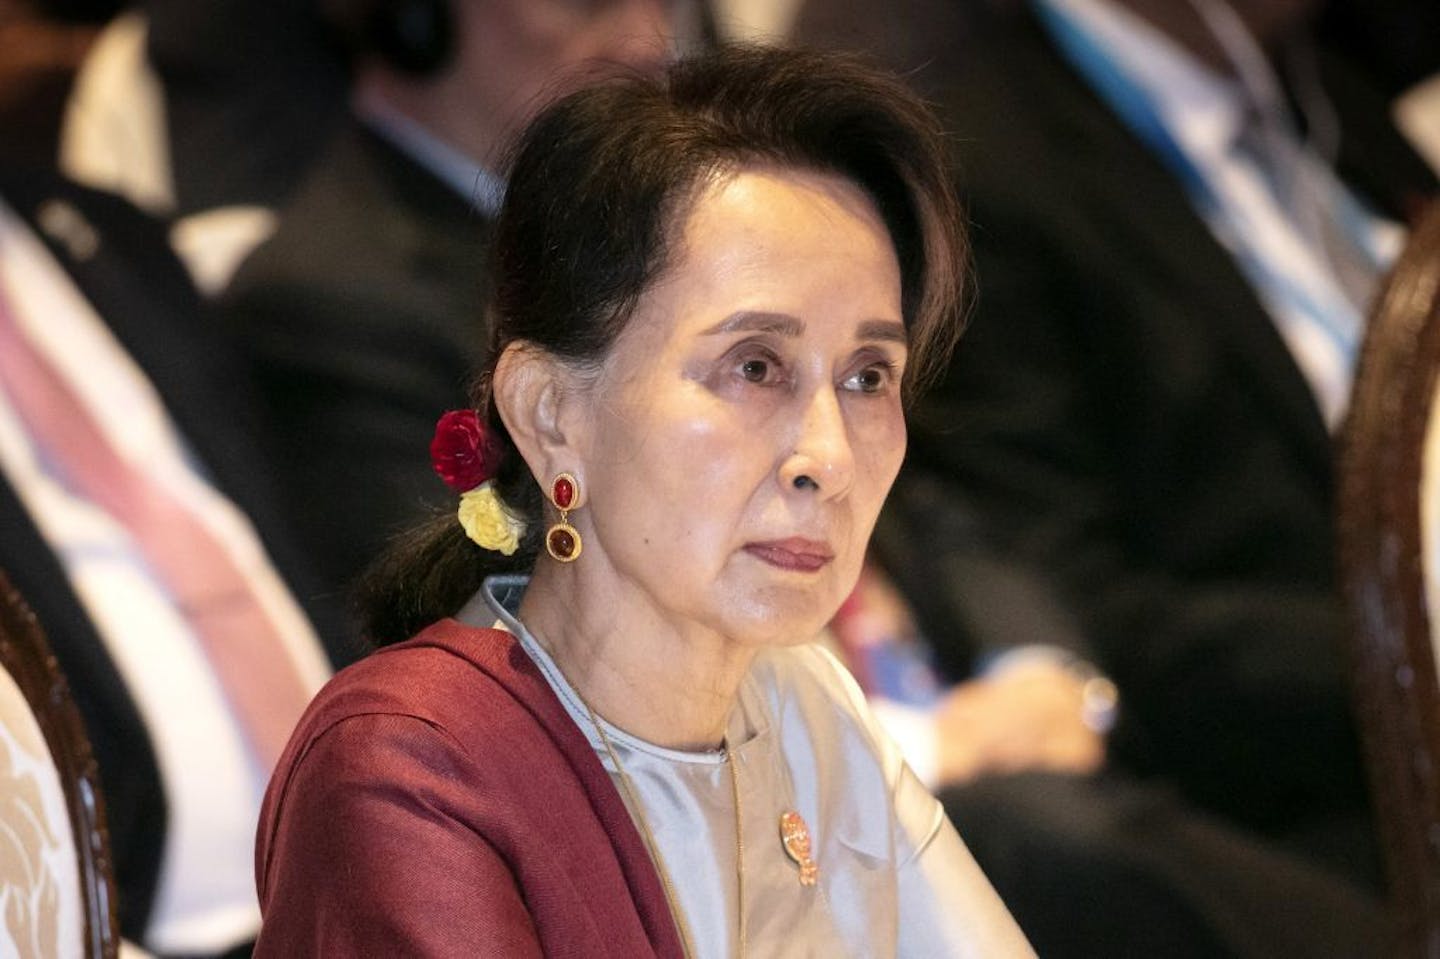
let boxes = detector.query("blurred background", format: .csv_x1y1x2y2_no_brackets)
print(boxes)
1,0,1438,955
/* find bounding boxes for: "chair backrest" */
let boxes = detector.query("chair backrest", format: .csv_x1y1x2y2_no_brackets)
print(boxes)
0,570,119,959
1339,201,1440,957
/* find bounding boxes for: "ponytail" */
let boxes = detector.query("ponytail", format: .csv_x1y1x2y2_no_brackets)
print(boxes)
356,403,544,646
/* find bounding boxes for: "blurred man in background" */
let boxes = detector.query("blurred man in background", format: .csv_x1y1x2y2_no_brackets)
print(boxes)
219,0,680,611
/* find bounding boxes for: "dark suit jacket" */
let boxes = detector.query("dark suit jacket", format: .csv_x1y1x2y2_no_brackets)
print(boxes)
873,1,1438,850
219,121,495,605
255,622,684,958
0,167,354,942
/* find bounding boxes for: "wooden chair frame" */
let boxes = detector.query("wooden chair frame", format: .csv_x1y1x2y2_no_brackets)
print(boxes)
0,570,120,959
1339,202,1440,956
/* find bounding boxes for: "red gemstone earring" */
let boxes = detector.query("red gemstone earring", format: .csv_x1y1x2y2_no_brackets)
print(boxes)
545,472,582,562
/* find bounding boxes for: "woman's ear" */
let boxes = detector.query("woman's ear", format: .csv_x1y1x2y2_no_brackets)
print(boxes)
492,342,587,483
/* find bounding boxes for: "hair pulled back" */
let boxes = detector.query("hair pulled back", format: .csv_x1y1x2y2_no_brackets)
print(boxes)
359,43,968,646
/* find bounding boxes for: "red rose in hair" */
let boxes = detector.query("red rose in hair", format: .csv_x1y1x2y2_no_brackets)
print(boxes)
430,410,503,492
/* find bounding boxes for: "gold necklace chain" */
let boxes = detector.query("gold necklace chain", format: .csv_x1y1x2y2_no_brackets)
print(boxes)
581,697,746,959
729,736,746,954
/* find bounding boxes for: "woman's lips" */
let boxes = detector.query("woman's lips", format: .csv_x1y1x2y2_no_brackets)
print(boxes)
743,538,834,572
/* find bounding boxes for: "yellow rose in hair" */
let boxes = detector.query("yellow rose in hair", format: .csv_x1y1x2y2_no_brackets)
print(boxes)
458,482,525,555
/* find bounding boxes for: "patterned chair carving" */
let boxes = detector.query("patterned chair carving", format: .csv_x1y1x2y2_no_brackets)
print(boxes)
1339,202,1440,957
0,569,119,958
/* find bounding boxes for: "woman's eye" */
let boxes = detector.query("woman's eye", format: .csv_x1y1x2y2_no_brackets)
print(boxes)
741,358,771,383
844,362,896,394
734,350,787,386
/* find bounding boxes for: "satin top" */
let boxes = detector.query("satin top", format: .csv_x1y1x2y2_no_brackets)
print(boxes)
467,576,1032,959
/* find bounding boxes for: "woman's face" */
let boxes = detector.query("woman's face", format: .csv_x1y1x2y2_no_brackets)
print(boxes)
571,166,908,646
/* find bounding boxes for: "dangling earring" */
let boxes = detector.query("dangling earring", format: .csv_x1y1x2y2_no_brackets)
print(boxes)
545,472,583,562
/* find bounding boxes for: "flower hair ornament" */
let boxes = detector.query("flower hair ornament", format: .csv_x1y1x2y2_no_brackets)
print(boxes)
430,410,526,555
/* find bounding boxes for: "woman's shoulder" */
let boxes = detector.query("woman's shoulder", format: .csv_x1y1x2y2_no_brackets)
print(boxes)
260,619,601,852
291,620,561,762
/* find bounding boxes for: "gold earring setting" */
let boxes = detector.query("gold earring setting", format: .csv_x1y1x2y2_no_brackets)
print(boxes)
545,472,582,562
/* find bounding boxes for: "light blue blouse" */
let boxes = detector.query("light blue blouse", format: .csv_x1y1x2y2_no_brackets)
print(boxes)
462,576,1032,958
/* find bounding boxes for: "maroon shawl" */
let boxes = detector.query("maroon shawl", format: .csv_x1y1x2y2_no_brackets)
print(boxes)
254,620,685,957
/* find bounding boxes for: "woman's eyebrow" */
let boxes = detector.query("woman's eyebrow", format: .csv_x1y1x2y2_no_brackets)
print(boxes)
701,311,804,337
700,312,907,345
857,319,908,345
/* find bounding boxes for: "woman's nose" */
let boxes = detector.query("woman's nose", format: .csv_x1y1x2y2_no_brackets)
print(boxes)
779,388,855,499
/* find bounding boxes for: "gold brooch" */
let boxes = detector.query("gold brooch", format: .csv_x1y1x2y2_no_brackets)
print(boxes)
779,811,818,886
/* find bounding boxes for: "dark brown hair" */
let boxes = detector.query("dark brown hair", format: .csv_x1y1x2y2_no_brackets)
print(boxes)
359,43,968,645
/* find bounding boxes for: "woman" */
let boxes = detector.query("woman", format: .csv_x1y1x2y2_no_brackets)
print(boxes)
254,45,1033,957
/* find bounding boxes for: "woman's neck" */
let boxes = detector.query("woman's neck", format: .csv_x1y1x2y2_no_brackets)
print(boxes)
516,562,758,752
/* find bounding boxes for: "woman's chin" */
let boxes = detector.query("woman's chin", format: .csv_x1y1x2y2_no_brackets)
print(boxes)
712,553,862,641
716,588,843,648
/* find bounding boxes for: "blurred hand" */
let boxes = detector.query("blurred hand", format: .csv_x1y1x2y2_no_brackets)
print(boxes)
936,658,1106,785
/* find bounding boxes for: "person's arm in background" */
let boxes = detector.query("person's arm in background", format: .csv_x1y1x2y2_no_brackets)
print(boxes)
830,560,1109,789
